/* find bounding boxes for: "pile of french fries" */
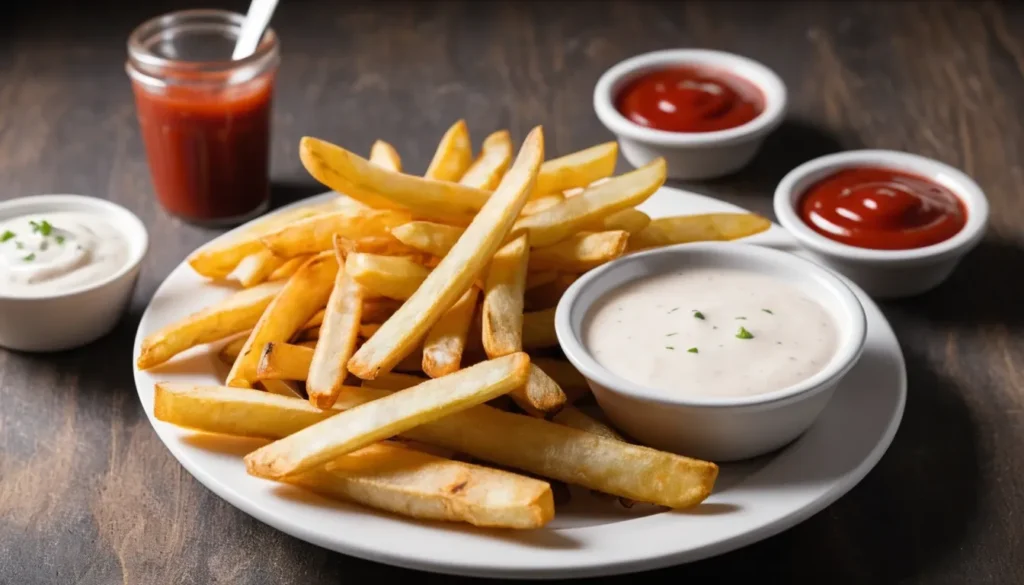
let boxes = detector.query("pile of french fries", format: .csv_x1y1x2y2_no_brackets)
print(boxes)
138,121,771,530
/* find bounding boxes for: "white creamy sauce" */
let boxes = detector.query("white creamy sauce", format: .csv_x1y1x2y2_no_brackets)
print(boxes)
0,212,130,295
584,268,838,399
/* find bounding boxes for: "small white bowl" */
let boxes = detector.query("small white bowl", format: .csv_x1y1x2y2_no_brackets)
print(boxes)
0,195,148,352
555,242,866,462
593,49,787,180
774,150,988,299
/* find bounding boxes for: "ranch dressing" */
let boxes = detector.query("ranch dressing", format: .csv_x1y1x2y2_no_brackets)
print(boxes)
0,212,130,296
584,268,838,399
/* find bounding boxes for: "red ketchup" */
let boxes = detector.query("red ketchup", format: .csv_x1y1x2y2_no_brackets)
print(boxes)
799,167,967,250
615,67,763,133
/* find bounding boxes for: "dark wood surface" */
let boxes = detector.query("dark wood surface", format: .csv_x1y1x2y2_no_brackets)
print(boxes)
2,1,1022,583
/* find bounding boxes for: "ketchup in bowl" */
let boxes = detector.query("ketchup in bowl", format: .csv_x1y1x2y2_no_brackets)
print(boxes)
615,67,763,133
799,167,967,250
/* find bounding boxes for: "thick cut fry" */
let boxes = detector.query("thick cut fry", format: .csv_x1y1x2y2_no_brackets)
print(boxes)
269,255,310,281
300,137,490,224
362,372,428,391
524,270,558,290
137,281,286,370
482,234,529,358
218,335,249,364
522,308,558,350
369,140,402,171
460,130,512,190
345,253,430,301
362,298,403,323
551,406,623,440
256,342,314,381
260,379,305,399
514,158,666,247
422,287,479,378
307,239,364,408
524,274,578,310
348,127,544,379
630,213,773,250
532,141,618,199
509,364,567,417
532,357,590,403
261,209,412,258
529,231,629,272
389,221,463,259
230,249,288,288
226,253,338,388
586,208,651,235
244,354,531,479
359,323,381,338
521,193,564,216
155,383,717,507
425,119,473,182
291,442,554,529
334,235,431,261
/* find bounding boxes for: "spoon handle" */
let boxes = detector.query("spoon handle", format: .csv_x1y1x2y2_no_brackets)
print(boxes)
232,0,279,60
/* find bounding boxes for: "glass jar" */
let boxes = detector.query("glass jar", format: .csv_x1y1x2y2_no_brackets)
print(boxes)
126,10,280,226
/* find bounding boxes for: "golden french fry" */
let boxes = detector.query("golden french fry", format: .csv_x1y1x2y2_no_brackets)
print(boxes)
551,406,622,440
482,234,529,358
509,364,566,417
422,287,479,378
226,253,338,388
630,213,773,250
137,281,286,370
529,230,628,272
261,209,413,259
362,372,428,391
514,158,666,247
155,382,716,508
586,208,651,235
532,357,590,404
345,253,430,301
425,119,473,182
255,342,314,381
307,238,365,408
269,255,311,281
521,193,564,216
524,274,578,311
334,235,432,261
532,141,618,199
348,127,544,379
460,130,512,190
230,249,287,288
259,379,305,399
292,442,554,529
244,354,531,479
369,140,402,172
361,297,403,324
389,221,463,258
359,323,381,338
300,137,490,225
522,308,558,350
524,270,558,290
218,335,249,365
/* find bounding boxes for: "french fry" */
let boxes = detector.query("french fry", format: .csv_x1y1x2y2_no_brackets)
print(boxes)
307,237,364,408
218,335,249,365
482,234,529,358
334,235,431,261
359,323,381,338
389,221,463,259
521,193,564,216
551,406,622,440
362,372,428,391
226,253,338,388
509,364,567,417
361,298,403,324
529,230,629,272
630,213,773,250
137,281,286,370
532,141,619,199
345,253,430,301
259,379,305,399
522,308,558,350
294,442,554,529
299,137,490,225
230,249,288,288
422,287,479,378
532,357,590,404
348,127,544,379
524,274,578,310
524,270,558,290
514,158,666,247
155,382,717,508
425,119,473,182
261,209,413,258
460,130,512,190
269,255,310,281
244,354,531,479
255,342,314,381
586,208,651,235
369,140,402,172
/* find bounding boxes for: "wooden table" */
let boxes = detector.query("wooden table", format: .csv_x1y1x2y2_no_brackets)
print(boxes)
2,1,1021,583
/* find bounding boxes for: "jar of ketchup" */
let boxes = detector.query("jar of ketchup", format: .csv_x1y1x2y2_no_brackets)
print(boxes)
126,10,279,226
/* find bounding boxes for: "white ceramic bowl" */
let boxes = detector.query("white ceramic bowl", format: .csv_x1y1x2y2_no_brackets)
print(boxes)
0,195,148,352
555,242,866,462
593,49,787,180
774,150,989,299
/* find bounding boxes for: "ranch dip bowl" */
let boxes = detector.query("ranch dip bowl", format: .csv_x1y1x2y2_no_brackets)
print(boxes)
555,242,866,462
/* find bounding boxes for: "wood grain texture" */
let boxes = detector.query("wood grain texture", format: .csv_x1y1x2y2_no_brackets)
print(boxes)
2,0,1023,583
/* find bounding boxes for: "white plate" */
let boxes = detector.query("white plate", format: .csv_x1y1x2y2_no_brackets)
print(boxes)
133,187,906,579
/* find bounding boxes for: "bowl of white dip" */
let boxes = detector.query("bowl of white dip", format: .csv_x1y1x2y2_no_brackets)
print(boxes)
0,194,148,352
555,242,866,461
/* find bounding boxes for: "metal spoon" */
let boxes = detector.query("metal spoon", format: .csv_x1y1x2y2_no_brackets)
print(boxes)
232,0,279,60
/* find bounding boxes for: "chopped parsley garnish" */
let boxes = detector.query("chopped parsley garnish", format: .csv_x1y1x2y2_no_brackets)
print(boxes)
665,332,677,337
665,346,675,350
0,230,14,242
687,347,698,353
55,235,65,245
693,310,705,320
736,326,754,340
22,253,35,262
735,316,746,320
762,309,773,314
15,241,24,249
29,220,53,236
667,307,680,314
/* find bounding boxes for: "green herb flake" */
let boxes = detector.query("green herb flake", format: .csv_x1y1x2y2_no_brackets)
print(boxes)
736,326,754,340
55,235,65,245
687,347,698,354
22,253,35,262
693,310,705,320
665,332,677,337
736,316,746,320
0,230,14,242
762,309,773,315
665,346,675,350
15,241,24,249
38,220,53,236
667,307,680,314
